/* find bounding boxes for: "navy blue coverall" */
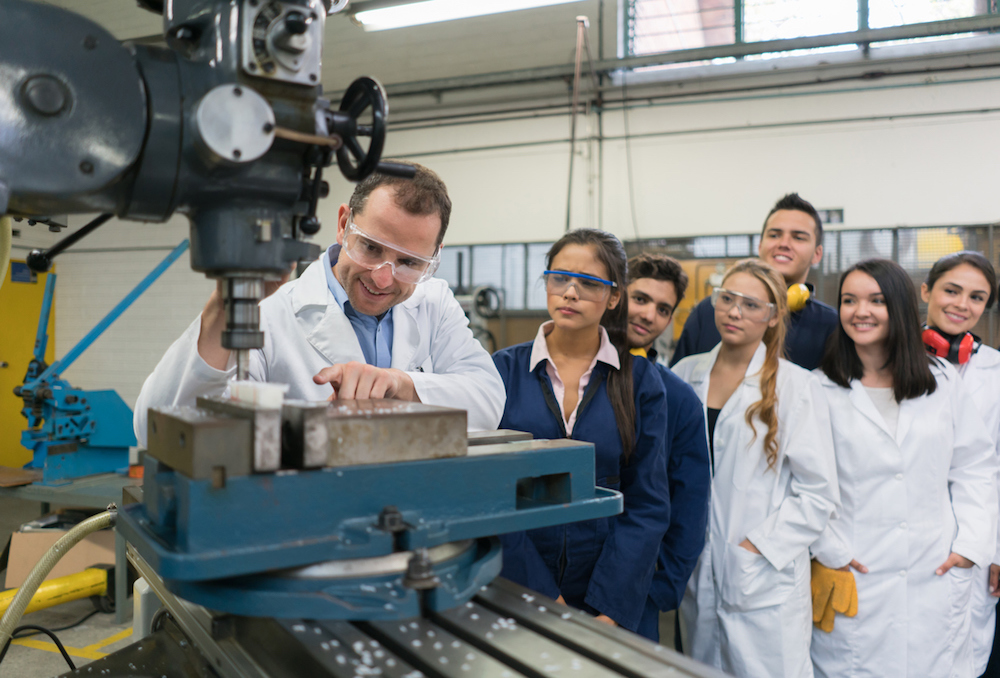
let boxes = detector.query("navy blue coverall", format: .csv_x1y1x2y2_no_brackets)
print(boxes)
493,342,670,636
636,356,711,641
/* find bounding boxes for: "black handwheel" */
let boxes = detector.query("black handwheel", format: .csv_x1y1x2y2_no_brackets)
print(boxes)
334,76,388,182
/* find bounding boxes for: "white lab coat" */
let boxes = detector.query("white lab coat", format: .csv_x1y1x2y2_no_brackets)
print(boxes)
134,248,506,445
810,359,998,678
674,344,840,678
958,346,1000,675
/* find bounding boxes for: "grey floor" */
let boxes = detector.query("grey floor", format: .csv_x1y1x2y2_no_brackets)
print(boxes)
0,496,134,678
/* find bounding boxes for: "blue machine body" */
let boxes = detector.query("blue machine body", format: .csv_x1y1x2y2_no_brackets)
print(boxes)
17,240,189,485
117,439,622,619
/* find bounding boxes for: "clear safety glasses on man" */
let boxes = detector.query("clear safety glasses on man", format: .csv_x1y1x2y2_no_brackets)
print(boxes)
543,270,617,302
711,287,776,322
342,213,441,285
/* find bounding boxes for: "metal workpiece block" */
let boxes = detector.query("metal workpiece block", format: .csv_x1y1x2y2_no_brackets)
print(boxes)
197,395,282,472
467,429,533,446
146,406,253,480
283,399,468,469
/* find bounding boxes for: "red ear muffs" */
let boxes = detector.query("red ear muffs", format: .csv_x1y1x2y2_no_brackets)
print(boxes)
922,327,951,358
922,327,978,365
957,332,977,364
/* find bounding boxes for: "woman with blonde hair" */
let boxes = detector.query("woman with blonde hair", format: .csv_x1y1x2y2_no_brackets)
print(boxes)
673,258,839,677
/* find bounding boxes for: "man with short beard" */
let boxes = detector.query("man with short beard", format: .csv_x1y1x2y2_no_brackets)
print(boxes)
134,163,505,444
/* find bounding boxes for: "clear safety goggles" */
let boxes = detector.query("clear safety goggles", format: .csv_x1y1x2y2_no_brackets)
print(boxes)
342,213,441,284
711,287,776,322
543,270,617,302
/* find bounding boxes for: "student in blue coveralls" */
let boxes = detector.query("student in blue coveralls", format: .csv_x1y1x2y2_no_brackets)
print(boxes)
670,193,838,370
493,229,670,638
625,253,712,643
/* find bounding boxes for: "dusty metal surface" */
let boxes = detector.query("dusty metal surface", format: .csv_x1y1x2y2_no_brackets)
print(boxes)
286,399,468,468
197,396,283,472
122,547,728,678
467,429,534,446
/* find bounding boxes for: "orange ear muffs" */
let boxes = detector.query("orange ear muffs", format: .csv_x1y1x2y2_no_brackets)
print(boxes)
787,283,810,313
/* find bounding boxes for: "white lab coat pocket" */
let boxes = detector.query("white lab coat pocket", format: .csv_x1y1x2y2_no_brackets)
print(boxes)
718,541,795,611
946,565,975,629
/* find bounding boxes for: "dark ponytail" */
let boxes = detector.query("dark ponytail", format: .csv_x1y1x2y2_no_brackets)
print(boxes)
547,229,635,461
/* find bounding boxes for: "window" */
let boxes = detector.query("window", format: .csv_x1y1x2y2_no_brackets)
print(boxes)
625,0,993,64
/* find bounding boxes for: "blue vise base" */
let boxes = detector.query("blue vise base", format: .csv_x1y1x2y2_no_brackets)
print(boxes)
117,438,623,584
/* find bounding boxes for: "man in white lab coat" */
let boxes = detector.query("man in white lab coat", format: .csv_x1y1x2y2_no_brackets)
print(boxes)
134,163,505,444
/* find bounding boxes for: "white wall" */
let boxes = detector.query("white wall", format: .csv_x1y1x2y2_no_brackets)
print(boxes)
12,1,1000,410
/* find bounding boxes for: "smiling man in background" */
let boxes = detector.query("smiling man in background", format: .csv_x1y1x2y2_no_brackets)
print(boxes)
669,193,838,370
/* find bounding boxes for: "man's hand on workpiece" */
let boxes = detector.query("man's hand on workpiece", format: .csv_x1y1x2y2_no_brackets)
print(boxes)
197,269,294,370
313,362,419,402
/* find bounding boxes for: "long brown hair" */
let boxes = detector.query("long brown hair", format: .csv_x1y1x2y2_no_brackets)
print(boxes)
721,259,788,470
547,229,635,461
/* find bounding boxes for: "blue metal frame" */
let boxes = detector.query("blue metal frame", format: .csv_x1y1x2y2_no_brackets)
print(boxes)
19,240,190,485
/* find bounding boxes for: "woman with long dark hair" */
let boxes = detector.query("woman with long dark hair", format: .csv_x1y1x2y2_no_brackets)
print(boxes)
673,258,839,678
920,251,1000,676
810,258,996,678
492,229,670,637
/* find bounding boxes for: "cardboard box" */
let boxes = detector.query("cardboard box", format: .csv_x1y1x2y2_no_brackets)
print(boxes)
4,516,115,590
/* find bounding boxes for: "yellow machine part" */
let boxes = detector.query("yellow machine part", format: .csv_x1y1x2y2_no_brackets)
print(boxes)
0,568,107,616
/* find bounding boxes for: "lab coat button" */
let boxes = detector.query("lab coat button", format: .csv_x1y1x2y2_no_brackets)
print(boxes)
895,473,903,480
900,522,907,529
899,570,906,577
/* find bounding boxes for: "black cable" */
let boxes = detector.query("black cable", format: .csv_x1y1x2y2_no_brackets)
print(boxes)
8,608,102,638
0,625,76,671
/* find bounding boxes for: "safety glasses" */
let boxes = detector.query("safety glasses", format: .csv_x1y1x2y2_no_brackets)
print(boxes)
711,287,776,322
543,270,617,302
342,213,441,284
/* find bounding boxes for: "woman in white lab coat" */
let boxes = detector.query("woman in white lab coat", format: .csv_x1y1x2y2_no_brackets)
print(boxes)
810,258,997,678
674,259,839,678
920,251,1000,676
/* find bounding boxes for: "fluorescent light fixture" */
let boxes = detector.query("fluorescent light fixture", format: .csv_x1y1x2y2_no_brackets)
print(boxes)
352,0,586,31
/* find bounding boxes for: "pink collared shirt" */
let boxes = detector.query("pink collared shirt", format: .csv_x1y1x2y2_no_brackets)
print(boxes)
528,321,621,436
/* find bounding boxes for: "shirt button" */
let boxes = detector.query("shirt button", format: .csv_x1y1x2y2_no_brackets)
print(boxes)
899,570,906,577
895,473,903,480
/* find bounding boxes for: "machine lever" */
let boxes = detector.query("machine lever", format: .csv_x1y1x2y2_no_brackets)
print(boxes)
26,213,113,273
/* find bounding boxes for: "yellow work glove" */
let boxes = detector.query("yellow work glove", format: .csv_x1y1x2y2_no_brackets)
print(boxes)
810,559,858,633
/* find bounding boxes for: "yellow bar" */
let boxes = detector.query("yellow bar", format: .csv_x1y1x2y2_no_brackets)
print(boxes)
82,627,132,652
9,637,108,661
0,568,107,616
